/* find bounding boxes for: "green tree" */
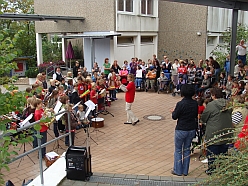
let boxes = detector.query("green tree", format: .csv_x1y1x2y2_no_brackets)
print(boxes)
0,0,36,67
42,34,62,62
211,24,248,68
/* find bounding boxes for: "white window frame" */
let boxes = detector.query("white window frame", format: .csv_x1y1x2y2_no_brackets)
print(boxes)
117,0,134,13
140,0,153,16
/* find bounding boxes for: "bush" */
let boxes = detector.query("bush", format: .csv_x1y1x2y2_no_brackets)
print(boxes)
25,67,39,78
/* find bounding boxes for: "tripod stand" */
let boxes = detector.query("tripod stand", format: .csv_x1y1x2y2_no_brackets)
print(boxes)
83,124,98,145
98,95,114,117
18,142,35,167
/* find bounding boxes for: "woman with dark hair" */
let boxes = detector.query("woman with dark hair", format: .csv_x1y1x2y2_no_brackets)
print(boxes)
111,60,121,74
201,87,233,175
171,84,198,176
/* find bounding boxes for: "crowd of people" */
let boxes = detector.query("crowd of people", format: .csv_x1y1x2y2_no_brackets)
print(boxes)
20,53,248,178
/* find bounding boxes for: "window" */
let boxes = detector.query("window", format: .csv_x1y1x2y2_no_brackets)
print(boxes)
118,0,133,12
117,36,134,45
207,36,216,45
141,0,153,15
141,36,153,43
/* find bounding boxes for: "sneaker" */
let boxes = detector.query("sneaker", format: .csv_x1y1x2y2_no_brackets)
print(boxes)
145,89,148,92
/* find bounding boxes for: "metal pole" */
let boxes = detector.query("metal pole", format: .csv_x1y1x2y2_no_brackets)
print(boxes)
9,133,70,163
90,38,94,69
67,112,72,146
37,130,44,185
230,8,238,76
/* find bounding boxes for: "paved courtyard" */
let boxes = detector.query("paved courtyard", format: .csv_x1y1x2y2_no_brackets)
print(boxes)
3,89,207,185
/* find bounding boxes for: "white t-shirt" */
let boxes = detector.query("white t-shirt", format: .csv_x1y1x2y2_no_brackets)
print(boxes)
171,63,180,75
236,45,247,56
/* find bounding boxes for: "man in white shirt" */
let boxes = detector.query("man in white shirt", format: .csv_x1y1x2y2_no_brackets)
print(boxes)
236,39,247,65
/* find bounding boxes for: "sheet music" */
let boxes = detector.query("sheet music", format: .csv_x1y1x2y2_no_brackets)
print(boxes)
120,84,127,92
19,114,33,127
54,101,62,114
56,108,65,121
84,100,96,111
85,107,91,118
72,101,81,109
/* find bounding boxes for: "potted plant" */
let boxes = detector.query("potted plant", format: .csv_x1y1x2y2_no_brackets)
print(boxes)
25,67,39,85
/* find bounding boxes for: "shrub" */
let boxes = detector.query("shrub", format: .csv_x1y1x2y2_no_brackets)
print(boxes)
25,67,39,78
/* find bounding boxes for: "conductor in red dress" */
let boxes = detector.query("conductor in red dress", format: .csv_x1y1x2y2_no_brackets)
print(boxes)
121,74,139,126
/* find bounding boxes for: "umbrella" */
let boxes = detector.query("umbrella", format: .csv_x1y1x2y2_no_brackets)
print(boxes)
66,41,75,69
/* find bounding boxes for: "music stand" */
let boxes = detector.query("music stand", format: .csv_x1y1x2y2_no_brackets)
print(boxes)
98,94,114,117
17,138,35,167
83,124,98,145
83,101,98,145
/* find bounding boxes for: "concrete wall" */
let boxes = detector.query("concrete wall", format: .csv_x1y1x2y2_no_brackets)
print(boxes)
158,1,207,63
117,14,159,32
34,0,116,33
207,7,248,33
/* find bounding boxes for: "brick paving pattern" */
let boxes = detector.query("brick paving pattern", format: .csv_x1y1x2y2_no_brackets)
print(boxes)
3,91,207,185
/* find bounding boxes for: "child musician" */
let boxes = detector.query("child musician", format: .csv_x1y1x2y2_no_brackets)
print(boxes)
64,104,79,146
108,75,117,101
33,99,48,159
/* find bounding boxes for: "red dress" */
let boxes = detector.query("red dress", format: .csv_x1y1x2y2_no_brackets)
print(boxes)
234,116,248,149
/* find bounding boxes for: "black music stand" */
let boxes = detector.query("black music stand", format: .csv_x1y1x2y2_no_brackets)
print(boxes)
97,94,114,117
83,124,98,145
83,104,98,145
18,142,35,167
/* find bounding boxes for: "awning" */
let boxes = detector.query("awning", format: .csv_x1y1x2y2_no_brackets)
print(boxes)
61,32,121,39
163,0,248,11
0,13,85,22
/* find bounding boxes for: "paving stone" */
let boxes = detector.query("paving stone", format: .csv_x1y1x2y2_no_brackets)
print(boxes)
171,176,184,182
137,175,149,180
73,181,87,186
85,183,99,186
93,172,104,176
102,173,115,177
98,184,111,186
113,174,126,178
149,176,161,180
125,174,137,179
183,177,196,182
160,176,172,181
59,179,76,186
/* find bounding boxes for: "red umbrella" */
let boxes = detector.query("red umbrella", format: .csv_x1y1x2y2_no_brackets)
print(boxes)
66,41,75,69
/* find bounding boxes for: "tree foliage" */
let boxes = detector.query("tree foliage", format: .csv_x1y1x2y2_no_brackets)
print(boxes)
211,24,248,68
42,34,62,62
0,0,36,67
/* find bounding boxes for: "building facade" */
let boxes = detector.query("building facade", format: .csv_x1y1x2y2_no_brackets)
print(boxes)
34,0,159,70
34,0,248,69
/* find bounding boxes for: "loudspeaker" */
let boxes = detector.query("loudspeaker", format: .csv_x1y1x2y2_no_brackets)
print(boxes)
66,146,87,181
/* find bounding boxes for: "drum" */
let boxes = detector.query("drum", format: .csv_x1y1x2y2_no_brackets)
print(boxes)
91,117,104,128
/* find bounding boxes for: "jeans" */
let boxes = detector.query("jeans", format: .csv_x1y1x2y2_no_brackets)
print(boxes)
135,78,142,87
207,144,229,171
109,89,116,99
125,102,138,123
214,68,221,82
65,130,75,146
33,130,47,158
238,54,247,65
174,129,195,175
